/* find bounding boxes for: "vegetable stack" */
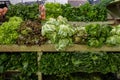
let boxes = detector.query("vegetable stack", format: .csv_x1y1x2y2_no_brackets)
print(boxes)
42,16,75,50
17,20,47,45
0,16,23,44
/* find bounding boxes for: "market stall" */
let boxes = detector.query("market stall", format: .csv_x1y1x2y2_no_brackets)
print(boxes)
1,0,120,80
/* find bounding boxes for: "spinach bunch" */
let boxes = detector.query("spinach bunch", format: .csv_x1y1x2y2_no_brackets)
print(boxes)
7,3,39,20
62,3,107,21
40,52,120,75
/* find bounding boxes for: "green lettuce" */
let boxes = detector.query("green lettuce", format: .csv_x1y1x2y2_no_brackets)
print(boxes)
41,16,75,50
58,24,74,38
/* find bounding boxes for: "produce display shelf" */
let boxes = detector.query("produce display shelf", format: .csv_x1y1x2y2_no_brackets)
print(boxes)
1,44,120,80
0,44,120,52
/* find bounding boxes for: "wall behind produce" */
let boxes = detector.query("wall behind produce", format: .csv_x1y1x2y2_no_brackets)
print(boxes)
10,0,21,4
46,0,68,4
10,0,68,4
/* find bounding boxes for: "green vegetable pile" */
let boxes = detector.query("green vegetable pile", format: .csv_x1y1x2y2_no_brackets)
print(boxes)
45,3,63,19
42,16,75,50
74,27,87,44
45,2,108,21
0,1,119,80
0,15,120,48
61,3,107,21
85,24,112,47
6,2,108,21
106,25,120,46
0,52,38,80
73,24,112,47
1,52,120,80
0,16,23,44
40,52,120,75
7,3,39,20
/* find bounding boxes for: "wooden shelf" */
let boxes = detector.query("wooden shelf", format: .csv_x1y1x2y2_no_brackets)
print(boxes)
1,44,119,80
0,45,41,52
0,44,120,52
69,21,114,26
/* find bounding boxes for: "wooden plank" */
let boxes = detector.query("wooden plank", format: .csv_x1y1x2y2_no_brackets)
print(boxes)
0,44,120,52
69,21,114,26
67,44,120,52
0,45,41,52
37,52,43,80
41,44,120,52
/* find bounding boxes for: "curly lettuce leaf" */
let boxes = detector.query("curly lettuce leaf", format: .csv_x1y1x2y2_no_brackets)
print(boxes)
58,24,75,38
55,38,72,51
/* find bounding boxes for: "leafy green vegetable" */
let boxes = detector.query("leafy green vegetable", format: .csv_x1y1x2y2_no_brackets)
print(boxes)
40,52,120,75
100,25,112,38
58,24,74,38
0,16,23,44
42,24,57,36
7,2,107,21
110,25,120,36
75,27,87,37
61,3,107,21
17,20,47,45
85,24,112,47
85,24,101,38
55,38,72,51
87,38,101,47
73,27,87,44
106,24,120,46
42,16,75,50
45,3,62,19
0,52,38,79
7,3,39,20
106,35,120,46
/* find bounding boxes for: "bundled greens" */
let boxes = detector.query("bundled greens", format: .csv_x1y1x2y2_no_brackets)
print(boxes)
0,16,23,44
106,25,120,46
45,3,62,19
7,3,39,20
42,16,75,50
85,24,101,38
0,52,38,80
40,52,120,75
73,27,87,44
61,3,107,21
84,24,112,47
6,2,107,21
